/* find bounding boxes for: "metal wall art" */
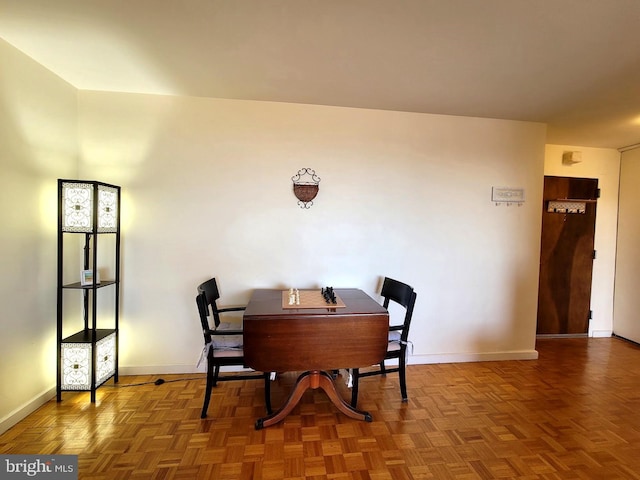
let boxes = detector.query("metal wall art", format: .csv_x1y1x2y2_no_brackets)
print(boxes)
292,168,320,208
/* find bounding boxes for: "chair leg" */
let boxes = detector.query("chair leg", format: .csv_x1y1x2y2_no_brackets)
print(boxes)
350,368,360,408
201,357,215,418
264,372,272,414
399,348,408,402
212,365,220,387
380,359,387,376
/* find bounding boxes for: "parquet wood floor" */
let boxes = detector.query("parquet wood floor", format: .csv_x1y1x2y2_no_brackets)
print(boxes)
2,337,640,479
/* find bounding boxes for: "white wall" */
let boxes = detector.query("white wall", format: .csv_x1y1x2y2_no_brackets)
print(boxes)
76,91,546,373
543,145,620,337
0,39,78,433
0,43,548,434
614,148,640,343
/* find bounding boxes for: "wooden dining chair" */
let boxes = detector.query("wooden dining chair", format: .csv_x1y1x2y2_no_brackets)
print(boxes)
350,277,417,407
196,278,272,418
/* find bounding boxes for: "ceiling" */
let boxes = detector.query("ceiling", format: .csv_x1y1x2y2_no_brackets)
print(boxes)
2,0,640,149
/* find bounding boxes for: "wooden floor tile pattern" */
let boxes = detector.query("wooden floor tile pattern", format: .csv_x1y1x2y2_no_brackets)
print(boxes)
2,338,640,479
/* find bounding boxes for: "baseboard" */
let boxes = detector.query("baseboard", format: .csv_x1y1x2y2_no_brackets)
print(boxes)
536,331,613,338
121,351,540,377
591,330,613,338
536,333,587,339
612,333,640,347
408,350,539,365
0,386,56,436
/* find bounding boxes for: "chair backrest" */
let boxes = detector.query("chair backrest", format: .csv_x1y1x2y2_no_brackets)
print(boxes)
381,277,417,343
197,278,223,328
196,291,213,344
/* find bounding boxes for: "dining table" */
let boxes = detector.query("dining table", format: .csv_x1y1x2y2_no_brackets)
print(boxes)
243,288,389,429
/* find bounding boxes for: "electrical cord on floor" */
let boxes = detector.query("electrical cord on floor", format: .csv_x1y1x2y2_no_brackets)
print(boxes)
106,377,204,387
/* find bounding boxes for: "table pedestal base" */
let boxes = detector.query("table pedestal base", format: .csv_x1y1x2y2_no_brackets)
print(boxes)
255,370,372,430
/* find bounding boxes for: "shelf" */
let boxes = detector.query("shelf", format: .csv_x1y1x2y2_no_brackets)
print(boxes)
60,329,117,392
57,179,121,402
62,230,118,234
62,280,116,289
62,329,116,344
552,198,597,203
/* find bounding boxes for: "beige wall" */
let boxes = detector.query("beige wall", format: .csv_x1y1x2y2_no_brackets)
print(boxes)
0,39,78,432
614,148,640,343
543,145,620,337
1,41,548,433
77,92,546,372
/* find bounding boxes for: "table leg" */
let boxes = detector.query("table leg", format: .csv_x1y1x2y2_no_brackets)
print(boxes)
255,370,372,429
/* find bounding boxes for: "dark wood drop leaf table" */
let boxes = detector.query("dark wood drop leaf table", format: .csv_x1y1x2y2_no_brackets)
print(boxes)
243,288,389,429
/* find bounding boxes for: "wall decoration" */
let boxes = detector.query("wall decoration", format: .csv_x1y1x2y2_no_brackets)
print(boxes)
492,186,525,206
292,168,321,208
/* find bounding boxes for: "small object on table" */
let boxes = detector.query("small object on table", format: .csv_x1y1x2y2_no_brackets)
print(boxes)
288,288,296,305
322,286,337,304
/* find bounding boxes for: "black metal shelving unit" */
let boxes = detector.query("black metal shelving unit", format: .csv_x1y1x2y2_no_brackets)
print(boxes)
56,179,121,402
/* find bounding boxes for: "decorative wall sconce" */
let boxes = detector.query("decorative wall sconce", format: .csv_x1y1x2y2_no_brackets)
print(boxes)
60,331,116,390
292,168,321,208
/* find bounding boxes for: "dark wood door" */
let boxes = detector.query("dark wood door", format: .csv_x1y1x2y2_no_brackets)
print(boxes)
537,176,598,335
